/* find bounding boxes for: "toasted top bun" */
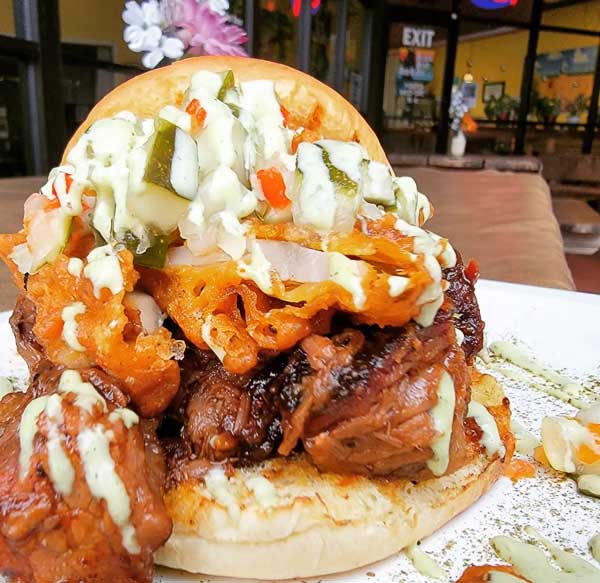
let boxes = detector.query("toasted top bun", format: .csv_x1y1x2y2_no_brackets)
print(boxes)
155,373,510,579
63,56,388,165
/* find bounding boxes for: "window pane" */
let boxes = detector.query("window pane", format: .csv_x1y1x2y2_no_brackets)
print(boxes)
343,0,366,108
0,1,15,37
460,0,533,24
0,57,27,176
255,0,298,68
311,0,338,86
542,0,600,32
525,32,599,155
383,22,446,154
454,21,528,154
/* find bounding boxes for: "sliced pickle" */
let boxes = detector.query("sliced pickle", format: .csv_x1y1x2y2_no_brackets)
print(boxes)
144,118,176,192
321,148,358,198
122,231,170,269
217,70,235,101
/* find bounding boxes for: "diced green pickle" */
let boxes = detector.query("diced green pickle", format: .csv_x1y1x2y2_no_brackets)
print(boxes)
144,118,176,192
218,70,235,101
123,231,169,269
321,148,358,198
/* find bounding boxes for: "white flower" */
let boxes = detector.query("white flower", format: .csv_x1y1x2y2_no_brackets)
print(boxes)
142,35,185,68
208,0,230,16
123,0,163,53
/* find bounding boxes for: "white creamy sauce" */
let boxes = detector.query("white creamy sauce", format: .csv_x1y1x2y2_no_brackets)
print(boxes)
294,142,339,233
170,128,198,200
61,302,86,352
204,467,241,520
67,257,84,277
328,252,366,310
44,394,75,495
427,371,456,476
492,527,600,582
237,240,274,294
467,400,506,458
77,424,140,554
490,341,586,398
405,543,446,580
245,474,279,508
0,377,14,400
58,370,107,414
393,176,431,226
108,408,140,429
240,79,288,163
319,139,365,183
158,105,192,133
362,161,394,205
388,275,411,298
84,245,124,298
496,367,588,410
18,396,50,479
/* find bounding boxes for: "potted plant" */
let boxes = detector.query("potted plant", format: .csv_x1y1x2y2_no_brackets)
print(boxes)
565,94,589,125
484,94,519,125
532,94,562,126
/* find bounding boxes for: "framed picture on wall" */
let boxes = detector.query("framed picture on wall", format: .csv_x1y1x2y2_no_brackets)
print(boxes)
483,81,505,102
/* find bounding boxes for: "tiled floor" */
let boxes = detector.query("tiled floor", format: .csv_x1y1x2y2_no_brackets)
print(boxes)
566,252,600,294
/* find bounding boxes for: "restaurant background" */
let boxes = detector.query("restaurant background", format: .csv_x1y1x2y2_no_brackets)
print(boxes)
1,0,600,176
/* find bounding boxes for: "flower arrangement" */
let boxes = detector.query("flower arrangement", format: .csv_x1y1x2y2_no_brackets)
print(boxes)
123,0,247,69
449,86,477,135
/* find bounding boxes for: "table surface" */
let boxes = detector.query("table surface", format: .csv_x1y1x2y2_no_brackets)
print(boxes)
0,170,574,311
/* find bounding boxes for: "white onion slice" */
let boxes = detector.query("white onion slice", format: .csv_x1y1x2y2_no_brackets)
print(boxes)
167,246,231,267
255,240,329,283
124,292,165,335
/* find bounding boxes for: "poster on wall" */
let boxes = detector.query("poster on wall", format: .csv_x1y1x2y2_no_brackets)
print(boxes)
395,47,435,103
535,46,598,78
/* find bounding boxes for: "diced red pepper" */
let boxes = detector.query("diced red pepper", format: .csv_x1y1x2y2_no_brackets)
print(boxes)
280,105,289,126
186,98,207,133
256,168,290,209
465,259,480,284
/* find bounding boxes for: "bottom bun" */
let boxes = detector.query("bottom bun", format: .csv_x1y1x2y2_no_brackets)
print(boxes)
155,374,508,579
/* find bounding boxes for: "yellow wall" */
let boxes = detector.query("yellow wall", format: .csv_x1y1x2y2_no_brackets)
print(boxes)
0,0,138,65
0,1,15,36
59,0,138,65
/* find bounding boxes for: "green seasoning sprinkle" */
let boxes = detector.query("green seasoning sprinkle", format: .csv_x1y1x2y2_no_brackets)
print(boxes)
218,70,235,101
321,147,358,198
144,118,176,192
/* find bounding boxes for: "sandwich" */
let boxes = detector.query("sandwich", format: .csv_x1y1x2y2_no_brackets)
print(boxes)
0,57,514,582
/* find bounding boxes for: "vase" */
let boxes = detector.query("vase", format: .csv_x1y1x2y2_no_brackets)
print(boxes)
450,130,466,157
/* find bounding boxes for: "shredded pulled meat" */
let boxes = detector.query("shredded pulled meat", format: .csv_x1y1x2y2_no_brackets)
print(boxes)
0,364,171,583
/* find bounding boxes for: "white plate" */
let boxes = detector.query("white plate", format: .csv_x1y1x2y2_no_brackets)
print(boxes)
1,279,599,582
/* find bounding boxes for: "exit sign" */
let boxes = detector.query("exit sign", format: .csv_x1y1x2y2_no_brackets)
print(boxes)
402,27,435,49
470,0,519,8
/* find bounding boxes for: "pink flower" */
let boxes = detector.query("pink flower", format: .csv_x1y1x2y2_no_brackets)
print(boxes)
175,0,248,57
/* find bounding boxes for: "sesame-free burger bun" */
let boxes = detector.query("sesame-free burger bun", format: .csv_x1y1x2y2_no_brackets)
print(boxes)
155,373,509,579
63,56,388,165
